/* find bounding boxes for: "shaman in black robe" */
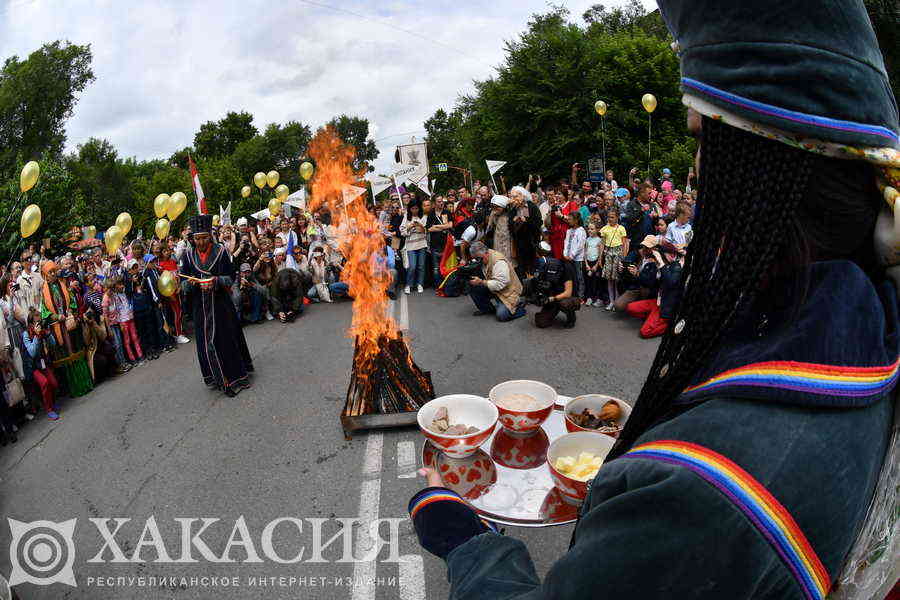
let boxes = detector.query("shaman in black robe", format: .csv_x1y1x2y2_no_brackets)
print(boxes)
179,243,253,395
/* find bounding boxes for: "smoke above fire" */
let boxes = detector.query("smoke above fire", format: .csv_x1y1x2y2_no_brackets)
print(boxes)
306,126,400,362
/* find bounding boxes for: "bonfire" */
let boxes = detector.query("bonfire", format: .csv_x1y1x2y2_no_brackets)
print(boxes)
306,127,435,438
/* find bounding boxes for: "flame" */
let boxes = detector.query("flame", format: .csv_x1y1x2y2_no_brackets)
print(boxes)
307,126,399,366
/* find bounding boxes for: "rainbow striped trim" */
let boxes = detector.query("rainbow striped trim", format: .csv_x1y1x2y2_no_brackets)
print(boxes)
683,77,899,143
625,441,830,600
409,489,469,520
682,358,900,399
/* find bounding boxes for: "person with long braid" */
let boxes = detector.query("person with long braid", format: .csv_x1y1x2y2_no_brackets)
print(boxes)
405,2,900,598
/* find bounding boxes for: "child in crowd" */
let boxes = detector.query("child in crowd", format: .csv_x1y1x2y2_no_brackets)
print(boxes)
584,223,603,306
562,211,586,300
127,258,161,360
599,210,629,311
104,275,142,366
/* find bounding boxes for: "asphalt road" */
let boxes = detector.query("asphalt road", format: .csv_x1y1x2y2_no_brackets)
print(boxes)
0,291,658,600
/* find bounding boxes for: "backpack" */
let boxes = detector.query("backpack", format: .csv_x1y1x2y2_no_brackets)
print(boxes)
452,218,474,240
537,257,566,289
437,269,464,297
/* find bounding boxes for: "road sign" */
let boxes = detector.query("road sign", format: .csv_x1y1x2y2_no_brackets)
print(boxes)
437,163,448,172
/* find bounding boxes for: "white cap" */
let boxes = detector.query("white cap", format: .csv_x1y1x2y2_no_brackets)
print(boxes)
538,241,552,254
126,258,138,269
236,217,248,226
490,195,509,209
273,248,286,256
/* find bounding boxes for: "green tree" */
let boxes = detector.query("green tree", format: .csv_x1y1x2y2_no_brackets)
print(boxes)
66,138,134,230
0,41,95,177
0,160,82,257
193,111,258,159
865,0,899,102
424,108,466,191
422,6,693,187
327,115,378,172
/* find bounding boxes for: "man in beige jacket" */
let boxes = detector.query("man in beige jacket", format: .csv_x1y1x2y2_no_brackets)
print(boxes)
467,242,526,322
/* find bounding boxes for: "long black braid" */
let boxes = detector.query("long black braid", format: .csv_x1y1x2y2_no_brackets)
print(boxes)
608,118,815,460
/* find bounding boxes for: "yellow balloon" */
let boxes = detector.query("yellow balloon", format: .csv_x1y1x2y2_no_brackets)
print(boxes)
299,161,314,181
20,161,40,193
155,218,171,240
85,225,97,240
154,193,171,218
642,93,657,113
168,192,187,220
105,225,123,254
275,184,289,201
157,270,177,297
115,212,132,235
106,224,123,242
212,214,220,227
254,172,267,189
267,170,280,188
241,185,252,198
20,204,41,238
268,198,282,216
594,100,607,116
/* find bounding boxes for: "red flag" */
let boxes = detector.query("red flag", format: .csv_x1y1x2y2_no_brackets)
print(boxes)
188,154,207,214
439,233,458,278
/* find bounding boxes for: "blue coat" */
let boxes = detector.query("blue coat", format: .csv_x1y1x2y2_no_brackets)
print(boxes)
409,261,896,599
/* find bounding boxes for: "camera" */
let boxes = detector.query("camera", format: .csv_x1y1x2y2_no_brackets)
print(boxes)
455,259,484,281
522,277,552,306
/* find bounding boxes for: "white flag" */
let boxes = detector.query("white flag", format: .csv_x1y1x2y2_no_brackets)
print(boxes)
397,141,428,168
391,163,421,185
365,173,393,197
341,185,367,206
414,175,431,196
486,160,507,176
220,202,232,226
285,188,306,211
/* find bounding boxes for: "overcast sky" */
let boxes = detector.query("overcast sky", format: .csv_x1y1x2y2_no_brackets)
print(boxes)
0,0,657,174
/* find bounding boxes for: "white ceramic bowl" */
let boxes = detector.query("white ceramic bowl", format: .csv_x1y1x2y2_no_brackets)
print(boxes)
488,380,557,433
564,395,632,437
418,394,499,458
547,431,615,502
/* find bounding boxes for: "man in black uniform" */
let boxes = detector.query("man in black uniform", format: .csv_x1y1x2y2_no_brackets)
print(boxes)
528,242,580,328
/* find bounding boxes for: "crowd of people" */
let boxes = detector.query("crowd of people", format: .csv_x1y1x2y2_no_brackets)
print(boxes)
0,162,694,445
382,163,695,333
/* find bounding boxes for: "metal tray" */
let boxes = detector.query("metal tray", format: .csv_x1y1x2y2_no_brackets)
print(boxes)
421,396,584,528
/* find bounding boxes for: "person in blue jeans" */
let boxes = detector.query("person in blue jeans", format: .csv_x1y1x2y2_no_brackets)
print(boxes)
467,242,526,322
400,200,428,294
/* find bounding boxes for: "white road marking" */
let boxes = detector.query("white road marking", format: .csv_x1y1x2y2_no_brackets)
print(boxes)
399,554,426,600
396,440,417,478
399,292,409,331
352,432,384,600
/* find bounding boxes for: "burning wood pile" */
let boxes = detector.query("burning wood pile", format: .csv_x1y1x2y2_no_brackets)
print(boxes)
342,334,435,438
305,126,435,438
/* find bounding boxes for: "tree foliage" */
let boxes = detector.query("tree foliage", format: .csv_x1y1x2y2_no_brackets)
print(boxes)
327,114,378,172
193,111,258,160
0,41,95,177
425,6,693,188
865,0,899,102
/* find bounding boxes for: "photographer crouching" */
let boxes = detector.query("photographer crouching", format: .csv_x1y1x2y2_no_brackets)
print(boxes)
466,242,526,322
525,242,579,328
